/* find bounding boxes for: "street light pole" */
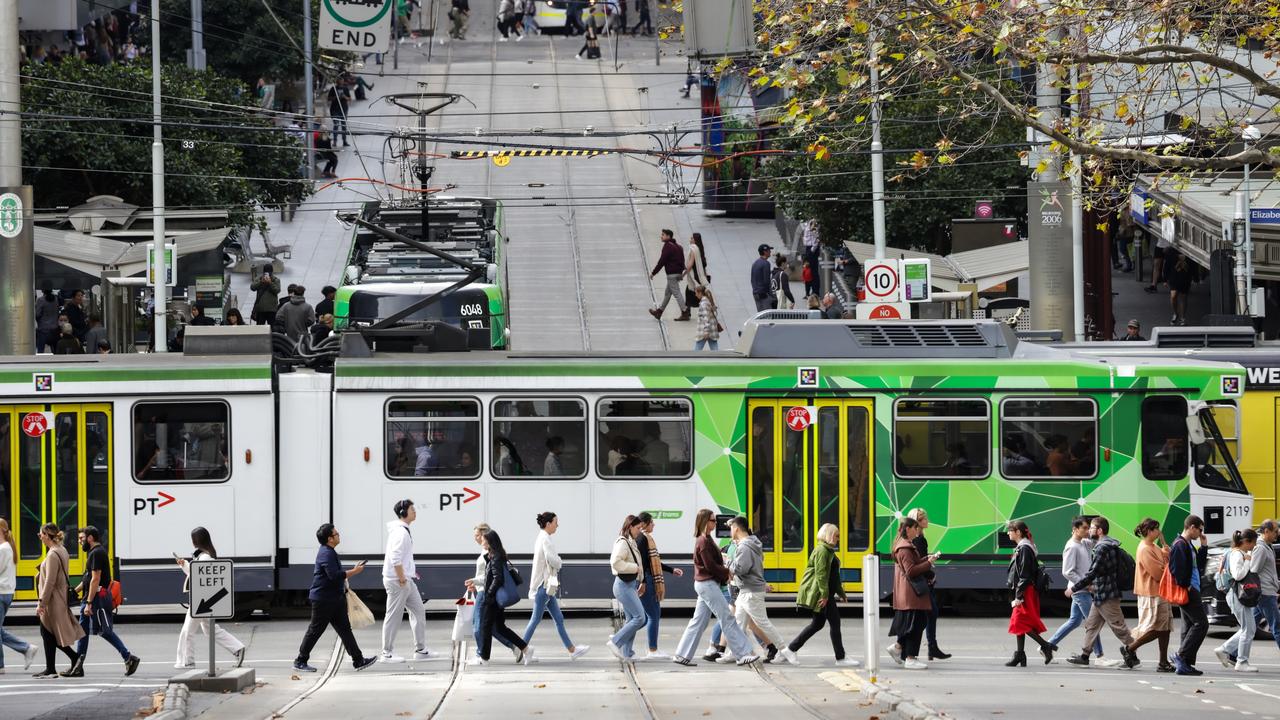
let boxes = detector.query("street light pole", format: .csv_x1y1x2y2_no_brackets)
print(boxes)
152,0,169,352
868,0,886,259
303,0,316,180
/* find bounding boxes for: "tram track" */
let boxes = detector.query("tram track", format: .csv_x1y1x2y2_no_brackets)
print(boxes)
548,37,593,352
267,637,343,718
424,641,466,720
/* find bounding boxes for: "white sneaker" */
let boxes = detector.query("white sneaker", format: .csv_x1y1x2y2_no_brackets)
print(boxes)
736,654,760,666
886,643,904,666
516,34,525,41
781,648,799,665
1096,657,1122,668
606,639,624,660
1236,661,1259,673
413,650,434,662
718,651,737,664
174,662,195,669
903,658,929,670
836,658,862,667
25,645,39,670
522,647,537,665
645,650,670,660
467,657,488,666
1214,647,1234,669
498,36,508,42
571,645,590,660
381,653,406,664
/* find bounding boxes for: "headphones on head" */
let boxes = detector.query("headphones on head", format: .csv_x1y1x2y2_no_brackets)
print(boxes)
394,499,414,518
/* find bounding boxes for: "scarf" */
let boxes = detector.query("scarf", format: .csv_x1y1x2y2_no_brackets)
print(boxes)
645,532,665,602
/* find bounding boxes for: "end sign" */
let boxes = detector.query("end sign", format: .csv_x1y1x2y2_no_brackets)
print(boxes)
189,559,235,619
321,0,392,52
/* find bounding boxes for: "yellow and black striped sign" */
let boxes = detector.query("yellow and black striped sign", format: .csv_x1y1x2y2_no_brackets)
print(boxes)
451,148,612,161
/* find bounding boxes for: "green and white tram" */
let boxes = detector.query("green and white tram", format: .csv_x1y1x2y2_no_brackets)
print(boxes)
0,319,1249,604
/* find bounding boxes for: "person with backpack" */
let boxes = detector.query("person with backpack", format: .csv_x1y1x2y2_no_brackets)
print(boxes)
68,526,140,677
1214,528,1264,672
1004,521,1054,666
175,527,246,669
1168,514,1210,675
1126,518,1174,672
672,509,759,667
1064,516,1140,669
1046,517,1112,664
474,529,532,665
771,255,796,310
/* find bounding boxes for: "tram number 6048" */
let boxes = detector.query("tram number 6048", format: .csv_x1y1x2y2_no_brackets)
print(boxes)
460,303,485,317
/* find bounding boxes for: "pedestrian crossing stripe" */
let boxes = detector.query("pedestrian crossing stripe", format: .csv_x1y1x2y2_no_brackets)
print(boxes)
452,149,611,160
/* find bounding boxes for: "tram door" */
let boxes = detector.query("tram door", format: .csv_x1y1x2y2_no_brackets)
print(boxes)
1,406,114,601
747,399,874,593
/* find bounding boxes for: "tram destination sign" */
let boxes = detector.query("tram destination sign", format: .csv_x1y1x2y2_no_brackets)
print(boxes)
321,0,392,52
189,559,235,619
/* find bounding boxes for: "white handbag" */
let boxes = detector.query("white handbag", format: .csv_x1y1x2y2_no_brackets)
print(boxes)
345,582,375,629
545,574,561,598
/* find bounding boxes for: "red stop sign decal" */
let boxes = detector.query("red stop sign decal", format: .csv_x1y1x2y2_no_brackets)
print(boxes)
785,406,812,432
22,412,48,437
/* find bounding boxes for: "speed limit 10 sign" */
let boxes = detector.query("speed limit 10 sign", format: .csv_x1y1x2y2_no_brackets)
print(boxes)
864,261,900,302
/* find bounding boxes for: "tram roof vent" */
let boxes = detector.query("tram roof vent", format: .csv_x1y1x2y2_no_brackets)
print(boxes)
740,319,1020,358
1151,326,1257,349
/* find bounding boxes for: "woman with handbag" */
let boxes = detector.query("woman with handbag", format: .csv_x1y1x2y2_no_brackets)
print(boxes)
175,527,246,669
1004,520,1053,667
888,516,936,670
607,515,648,661
475,529,532,665
682,233,709,310
465,523,514,660
781,523,857,666
1127,518,1174,671
522,512,589,659
1214,528,1263,672
32,523,83,678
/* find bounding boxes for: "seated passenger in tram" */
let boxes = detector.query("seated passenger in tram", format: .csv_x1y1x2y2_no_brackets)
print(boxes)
1045,434,1077,476
544,436,565,476
1002,434,1039,476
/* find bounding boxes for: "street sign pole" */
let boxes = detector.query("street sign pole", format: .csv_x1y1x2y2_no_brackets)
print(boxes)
189,558,235,678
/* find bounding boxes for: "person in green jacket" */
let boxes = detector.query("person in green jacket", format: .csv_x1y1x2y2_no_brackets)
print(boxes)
782,523,860,666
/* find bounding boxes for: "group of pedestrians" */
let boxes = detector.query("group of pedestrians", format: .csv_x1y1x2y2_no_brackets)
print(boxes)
0,520,143,679
645,230,723,350
35,288,111,354
247,272,338,344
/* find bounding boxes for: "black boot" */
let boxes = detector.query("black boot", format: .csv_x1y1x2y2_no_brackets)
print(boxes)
1039,645,1054,665
1004,650,1027,667
928,645,951,660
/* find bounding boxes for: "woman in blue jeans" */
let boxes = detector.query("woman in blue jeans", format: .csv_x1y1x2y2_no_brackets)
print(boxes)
672,509,758,667
608,515,647,660
523,512,589,659
636,512,683,659
0,519,39,672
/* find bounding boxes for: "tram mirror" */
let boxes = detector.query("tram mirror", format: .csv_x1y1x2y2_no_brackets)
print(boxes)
1186,414,1206,446
715,514,734,539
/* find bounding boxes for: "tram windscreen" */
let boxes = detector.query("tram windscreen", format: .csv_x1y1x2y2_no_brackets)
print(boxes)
347,289,489,329
1195,407,1248,494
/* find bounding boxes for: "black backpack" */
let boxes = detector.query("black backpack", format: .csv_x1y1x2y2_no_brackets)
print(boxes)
1035,560,1052,593
1114,545,1136,593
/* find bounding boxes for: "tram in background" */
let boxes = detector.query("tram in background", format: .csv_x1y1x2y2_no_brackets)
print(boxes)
336,196,509,350
0,319,1250,608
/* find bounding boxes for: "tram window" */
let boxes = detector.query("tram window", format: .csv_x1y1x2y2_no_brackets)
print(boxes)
54,413,80,556
386,399,481,479
1141,396,1188,481
749,406,774,552
1000,399,1097,479
18,424,41,559
133,402,230,482
597,398,693,479
0,415,9,555
491,398,586,479
893,399,990,478
85,412,112,551
1209,404,1240,463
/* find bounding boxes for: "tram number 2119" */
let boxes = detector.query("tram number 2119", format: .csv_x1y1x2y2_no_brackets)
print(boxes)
460,303,485,317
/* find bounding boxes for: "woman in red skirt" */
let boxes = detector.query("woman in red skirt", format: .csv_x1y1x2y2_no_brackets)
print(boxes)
1005,520,1053,666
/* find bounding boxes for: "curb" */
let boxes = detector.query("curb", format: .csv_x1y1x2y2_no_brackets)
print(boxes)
852,671,947,720
150,682,190,720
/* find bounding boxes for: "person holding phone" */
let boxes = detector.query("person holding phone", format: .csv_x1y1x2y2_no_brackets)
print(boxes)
907,508,949,660
175,527,246,668
249,267,281,326
888,516,936,670
293,524,377,673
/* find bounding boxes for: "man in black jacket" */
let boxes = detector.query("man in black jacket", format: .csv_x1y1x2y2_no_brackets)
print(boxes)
1168,514,1209,675
648,229,689,321
1064,516,1139,668
750,244,774,312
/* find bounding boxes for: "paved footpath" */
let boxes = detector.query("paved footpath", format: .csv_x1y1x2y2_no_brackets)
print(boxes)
8,610,1280,719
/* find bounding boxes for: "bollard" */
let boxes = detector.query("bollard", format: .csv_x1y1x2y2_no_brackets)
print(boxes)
863,553,880,682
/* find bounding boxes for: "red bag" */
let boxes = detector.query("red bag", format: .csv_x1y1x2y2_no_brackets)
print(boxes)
1158,565,1188,606
108,580,123,609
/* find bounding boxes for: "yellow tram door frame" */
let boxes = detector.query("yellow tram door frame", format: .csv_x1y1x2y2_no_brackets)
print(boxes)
813,399,875,594
9,405,48,601
746,398,875,593
6,404,114,601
